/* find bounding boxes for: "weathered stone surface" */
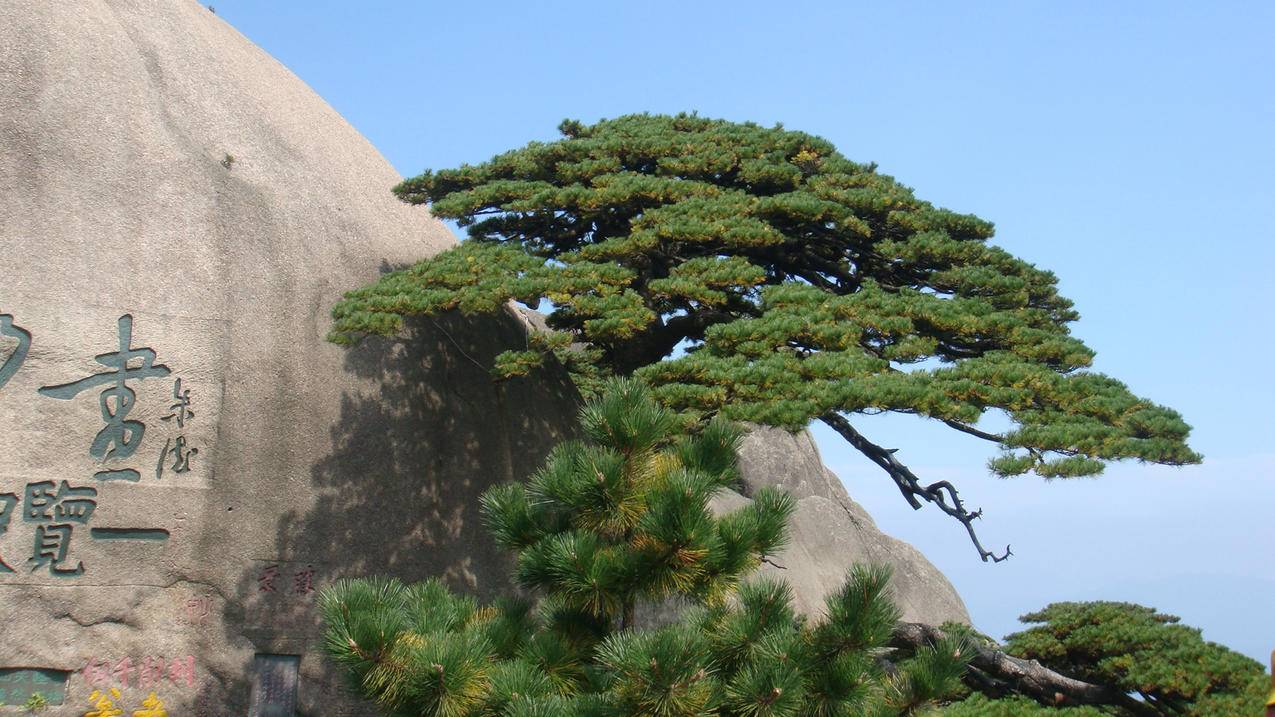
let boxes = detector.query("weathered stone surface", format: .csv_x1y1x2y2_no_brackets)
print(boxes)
0,2,578,715
732,426,969,625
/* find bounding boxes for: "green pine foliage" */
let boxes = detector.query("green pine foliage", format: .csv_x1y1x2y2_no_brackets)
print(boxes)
941,602,1267,716
330,113,1199,489
322,379,972,716
942,695,1109,717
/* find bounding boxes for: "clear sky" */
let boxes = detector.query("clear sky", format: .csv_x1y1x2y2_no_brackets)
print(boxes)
210,1,1275,660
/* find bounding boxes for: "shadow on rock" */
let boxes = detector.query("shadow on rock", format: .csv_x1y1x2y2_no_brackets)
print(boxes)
218,310,579,715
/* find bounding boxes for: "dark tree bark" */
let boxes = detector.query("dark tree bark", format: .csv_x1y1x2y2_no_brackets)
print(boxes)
891,622,1158,717
820,413,1011,563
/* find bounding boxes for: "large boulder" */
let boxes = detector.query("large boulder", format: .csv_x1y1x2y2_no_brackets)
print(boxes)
0,2,578,715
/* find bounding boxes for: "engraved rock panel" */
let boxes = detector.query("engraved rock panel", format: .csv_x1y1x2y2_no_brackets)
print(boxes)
0,2,578,714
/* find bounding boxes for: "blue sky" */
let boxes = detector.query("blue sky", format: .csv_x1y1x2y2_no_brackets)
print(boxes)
212,2,1275,660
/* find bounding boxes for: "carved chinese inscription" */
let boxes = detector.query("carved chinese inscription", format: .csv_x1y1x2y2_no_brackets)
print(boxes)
82,656,196,691
24,480,98,576
0,313,31,391
39,315,171,482
0,668,70,707
1,312,199,579
80,687,168,717
132,692,169,717
0,491,17,573
155,378,197,479
248,654,299,717
257,563,318,598
83,687,124,717
183,595,214,625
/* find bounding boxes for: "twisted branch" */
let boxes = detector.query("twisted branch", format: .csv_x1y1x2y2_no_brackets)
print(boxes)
819,413,1011,563
891,623,1158,717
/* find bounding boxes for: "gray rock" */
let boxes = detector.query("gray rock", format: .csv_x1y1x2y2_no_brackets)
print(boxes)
0,2,578,715
732,426,969,625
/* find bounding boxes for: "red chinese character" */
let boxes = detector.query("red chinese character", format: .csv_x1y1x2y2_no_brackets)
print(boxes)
184,596,212,623
292,565,316,596
167,655,196,688
82,658,111,688
138,656,166,689
112,657,133,688
257,564,279,592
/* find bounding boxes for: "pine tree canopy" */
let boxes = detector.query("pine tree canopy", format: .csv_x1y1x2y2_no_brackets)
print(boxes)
329,113,1201,560
939,601,1268,716
321,380,973,717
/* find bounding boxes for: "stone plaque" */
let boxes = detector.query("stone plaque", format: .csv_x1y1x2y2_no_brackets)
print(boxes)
248,654,300,717
0,668,69,706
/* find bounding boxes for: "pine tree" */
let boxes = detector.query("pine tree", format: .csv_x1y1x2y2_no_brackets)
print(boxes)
937,602,1268,716
321,379,971,717
328,113,1200,561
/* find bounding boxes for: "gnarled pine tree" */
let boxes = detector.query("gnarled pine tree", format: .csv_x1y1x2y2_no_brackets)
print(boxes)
322,379,971,717
330,113,1200,561
932,601,1268,716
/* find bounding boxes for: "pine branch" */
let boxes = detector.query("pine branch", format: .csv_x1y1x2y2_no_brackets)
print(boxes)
940,419,1004,444
819,413,1011,563
891,623,1159,717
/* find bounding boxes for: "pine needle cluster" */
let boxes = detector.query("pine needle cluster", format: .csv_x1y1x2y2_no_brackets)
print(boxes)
322,379,971,716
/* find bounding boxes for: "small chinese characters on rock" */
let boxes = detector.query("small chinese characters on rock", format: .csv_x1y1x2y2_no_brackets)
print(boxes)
250,654,300,717
167,657,196,689
84,687,123,717
257,565,279,593
38,315,171,483
257,564,319,597
132,692,168,717
161,378,193,428
82,657,196,692
183,595,213,625
82,689,168,717
293,565,316,596
155,377,198,480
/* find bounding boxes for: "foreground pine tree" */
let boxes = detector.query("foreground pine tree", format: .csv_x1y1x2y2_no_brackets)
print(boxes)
321,379,970,716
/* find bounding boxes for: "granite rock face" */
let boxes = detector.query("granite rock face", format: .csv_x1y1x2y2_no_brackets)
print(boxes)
0,2,578,715
731,427,969,625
